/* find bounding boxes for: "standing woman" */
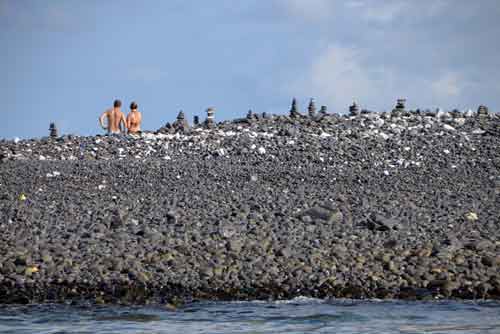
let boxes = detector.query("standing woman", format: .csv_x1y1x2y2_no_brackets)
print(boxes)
126,101,142,134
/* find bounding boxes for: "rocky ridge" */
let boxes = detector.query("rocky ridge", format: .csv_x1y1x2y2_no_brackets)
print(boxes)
0,106,499,304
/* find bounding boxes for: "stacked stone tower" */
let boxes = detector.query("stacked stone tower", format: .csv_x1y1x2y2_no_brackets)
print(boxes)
308,98,316,117
193,115,199,126
49,123,58,138
319,106,328,114
205,107,215,127
289,98,300,118
349,102,360,116
173,110,189,131
246,109,254,120
395,99,406,111
477,105,489,115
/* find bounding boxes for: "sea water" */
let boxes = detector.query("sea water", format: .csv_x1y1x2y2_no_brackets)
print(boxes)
0,298,499,334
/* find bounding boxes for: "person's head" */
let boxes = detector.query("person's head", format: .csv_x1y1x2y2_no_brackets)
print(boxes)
130,102,138,111
113,99,122,108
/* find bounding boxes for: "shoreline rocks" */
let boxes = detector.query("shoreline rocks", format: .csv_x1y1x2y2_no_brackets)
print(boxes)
0,108,499,305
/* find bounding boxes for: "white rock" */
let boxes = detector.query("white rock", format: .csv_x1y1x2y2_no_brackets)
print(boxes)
379,132,390,140
250,144,257,150
454,118,466,126
391,127,402,135
472,129,486,135
98,184,106,190
383,170,390,176
257,147,266,155
47,171,61,178
443,149,450,154
39,155,46,161
14,137,20,143
373,118,385,127
442,124,456,131
436,109,449,119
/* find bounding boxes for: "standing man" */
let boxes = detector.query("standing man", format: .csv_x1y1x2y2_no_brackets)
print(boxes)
126,101,142,134
99,99,127,134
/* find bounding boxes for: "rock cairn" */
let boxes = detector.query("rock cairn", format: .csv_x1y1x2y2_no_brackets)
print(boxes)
246,110,255,120
308,98,316,117
320,106,328,115
289,98,300,118
173,110,189,131
49,123,58,138
394,99,406,112
349,101,360,116
205,108,215,128
193,115,199,126
478,105,489,115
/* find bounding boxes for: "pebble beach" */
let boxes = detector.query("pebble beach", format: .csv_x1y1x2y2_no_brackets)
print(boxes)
1,106,499,305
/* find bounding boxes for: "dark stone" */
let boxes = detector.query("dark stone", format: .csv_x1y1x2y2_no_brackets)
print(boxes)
308,98,316,117
477,105,489,115
366,214,400,231
290,98,300,118
349,102,360,116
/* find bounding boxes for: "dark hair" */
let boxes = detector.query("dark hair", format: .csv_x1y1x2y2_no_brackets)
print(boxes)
113,99,122,108
130,102,138,110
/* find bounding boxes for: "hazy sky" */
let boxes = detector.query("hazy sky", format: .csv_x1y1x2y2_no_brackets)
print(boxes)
2,0,499,138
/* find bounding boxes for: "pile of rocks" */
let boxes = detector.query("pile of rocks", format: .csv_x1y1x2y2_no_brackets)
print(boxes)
0,103,499,305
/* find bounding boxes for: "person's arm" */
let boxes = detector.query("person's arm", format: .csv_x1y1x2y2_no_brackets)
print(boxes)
126,114,131,131
138,112,142,130
120,113,127,133
99,111,108,130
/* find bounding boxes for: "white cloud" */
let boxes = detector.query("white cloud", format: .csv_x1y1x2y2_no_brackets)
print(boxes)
431,72,462,98
288,44,389,113
350,0,449,22
282,0,449,23
289,44,477,113
431,72,477,106
281,0,335,21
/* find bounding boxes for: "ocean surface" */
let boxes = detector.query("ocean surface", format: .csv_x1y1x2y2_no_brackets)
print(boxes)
0,298,499,334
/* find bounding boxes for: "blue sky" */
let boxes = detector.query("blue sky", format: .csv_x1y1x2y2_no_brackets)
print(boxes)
2,0,499,139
